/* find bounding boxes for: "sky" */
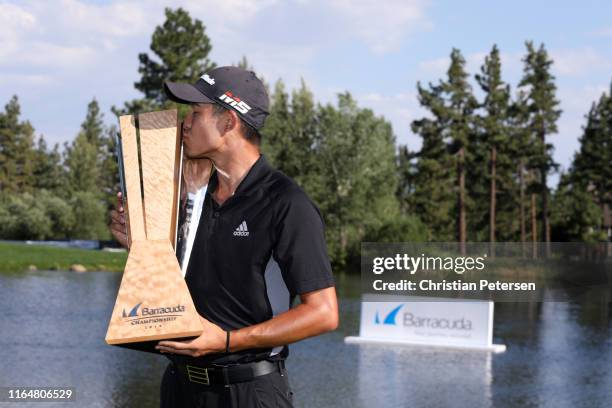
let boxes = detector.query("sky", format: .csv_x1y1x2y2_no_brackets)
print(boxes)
1,0,611,185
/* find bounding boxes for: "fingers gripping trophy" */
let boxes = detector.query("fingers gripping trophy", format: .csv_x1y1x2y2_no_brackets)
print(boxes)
105,109,211,353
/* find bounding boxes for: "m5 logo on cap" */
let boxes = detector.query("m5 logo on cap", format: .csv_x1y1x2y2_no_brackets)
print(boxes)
201,74,215,85
218,91,252,114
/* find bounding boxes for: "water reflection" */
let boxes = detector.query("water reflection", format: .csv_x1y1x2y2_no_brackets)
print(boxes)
491,301,612,408
355,345,493,408
0,271,610,408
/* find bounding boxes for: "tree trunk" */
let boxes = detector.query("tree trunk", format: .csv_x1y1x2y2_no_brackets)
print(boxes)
531,192,537,259
519,161,526,257
540,130,551,257
542,177,551,257
489,146,496,258
458,147,466,255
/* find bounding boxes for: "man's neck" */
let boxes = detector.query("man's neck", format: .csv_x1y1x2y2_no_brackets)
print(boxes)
210,149,260,205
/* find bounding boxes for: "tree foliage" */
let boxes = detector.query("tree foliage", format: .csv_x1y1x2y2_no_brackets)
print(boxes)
0,8,608,267
0,96,35,193
114,7,215,116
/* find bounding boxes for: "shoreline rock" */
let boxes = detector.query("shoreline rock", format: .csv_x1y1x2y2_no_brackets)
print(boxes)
70,264,87,273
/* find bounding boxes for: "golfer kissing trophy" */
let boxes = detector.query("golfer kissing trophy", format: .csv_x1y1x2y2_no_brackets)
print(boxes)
105,109,203,353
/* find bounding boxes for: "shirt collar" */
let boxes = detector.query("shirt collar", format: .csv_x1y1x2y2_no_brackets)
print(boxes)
208,154,270,198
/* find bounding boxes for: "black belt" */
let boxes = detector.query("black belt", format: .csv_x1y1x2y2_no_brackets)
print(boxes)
173,359,285,386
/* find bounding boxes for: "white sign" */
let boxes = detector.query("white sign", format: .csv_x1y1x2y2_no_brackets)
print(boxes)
345,295,505,352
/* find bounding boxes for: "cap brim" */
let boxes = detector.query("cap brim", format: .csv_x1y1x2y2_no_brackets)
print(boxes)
163,81,214,104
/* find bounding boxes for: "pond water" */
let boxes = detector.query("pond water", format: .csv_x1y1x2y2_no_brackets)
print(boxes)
0,271,611,407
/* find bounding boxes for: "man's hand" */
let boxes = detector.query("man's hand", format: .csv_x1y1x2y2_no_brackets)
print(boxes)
182,156,213,195
155,315,226,357
153,286,338,359
109,191,128,249
155,287,338,358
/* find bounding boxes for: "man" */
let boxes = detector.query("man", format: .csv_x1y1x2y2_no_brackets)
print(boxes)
109,66,339,407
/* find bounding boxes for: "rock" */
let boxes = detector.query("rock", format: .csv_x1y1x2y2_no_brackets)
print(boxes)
70,264,87,273
27,265,37,271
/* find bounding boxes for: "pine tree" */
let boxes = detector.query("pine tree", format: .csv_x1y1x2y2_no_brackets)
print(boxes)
64,99,108,196
114,7,216,115
552,173,604,242
518,42,562,253
561,87,612,240
135,7,215,104
411,80,455,241
443,49,479,252
508,89,537,249
475,45,512,250
32,136,64,192
572,92,612,211
80,99,105,149
63,134,99,196
0,96,36,193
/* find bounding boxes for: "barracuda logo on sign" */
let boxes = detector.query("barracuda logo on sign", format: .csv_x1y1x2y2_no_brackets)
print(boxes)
347,297,505,352
373,302,473,331
121,302,186,326
374,304,404,325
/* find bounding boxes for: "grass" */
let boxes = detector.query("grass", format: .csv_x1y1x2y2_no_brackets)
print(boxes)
0,242,127,273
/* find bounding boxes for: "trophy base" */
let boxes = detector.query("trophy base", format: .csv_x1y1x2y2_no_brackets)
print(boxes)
112,336,199,354
105,240,204,349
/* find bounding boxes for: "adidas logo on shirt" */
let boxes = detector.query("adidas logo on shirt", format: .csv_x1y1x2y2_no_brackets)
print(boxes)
233,220,249,237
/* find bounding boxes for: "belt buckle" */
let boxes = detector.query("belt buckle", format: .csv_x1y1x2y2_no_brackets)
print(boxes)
186,365,210,385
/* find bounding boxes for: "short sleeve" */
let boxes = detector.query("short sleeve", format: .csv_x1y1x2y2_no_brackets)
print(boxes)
272,187,335,296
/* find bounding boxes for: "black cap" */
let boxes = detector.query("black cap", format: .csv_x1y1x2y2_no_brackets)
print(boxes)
164,66,270,130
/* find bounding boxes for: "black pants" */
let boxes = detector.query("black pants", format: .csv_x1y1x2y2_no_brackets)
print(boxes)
160,362,294,408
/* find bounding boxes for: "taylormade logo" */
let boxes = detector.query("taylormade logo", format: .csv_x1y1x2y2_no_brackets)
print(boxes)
233,220,249,237
201,74,215,85
218,91,252,114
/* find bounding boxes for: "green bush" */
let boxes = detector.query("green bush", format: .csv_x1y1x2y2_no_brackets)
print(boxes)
0,192,52,239
0,190,111,240
364,214,428,243
69,191,110,240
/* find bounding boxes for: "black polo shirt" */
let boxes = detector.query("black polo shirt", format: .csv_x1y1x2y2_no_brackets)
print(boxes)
183,155,335,365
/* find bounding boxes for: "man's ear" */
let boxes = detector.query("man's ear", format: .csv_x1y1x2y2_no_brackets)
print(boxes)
224,110,240,133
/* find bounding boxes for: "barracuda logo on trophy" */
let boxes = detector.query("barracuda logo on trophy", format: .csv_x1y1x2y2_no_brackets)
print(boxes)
105,109,203,352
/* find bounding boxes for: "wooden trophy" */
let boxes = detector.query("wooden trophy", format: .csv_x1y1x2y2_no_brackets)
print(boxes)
105,109,203,353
